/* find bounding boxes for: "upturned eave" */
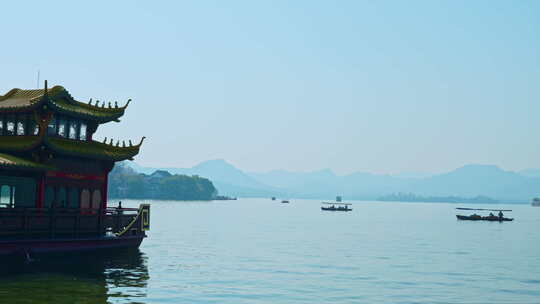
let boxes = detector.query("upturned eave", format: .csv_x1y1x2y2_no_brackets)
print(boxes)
45,137,143,162
0,84,130,123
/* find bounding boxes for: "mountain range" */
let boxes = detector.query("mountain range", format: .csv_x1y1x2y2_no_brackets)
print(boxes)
127,160,540,202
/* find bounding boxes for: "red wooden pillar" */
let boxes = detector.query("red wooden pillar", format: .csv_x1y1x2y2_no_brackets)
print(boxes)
101,173,108,209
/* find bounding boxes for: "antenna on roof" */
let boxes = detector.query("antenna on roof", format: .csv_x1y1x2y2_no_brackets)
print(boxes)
36,70,40,89
43,80,49,98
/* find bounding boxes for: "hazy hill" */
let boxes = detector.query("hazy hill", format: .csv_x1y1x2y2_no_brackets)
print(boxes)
127,160,540,202
407,164,538,200
519,168,540,178
250,165,540,202
128,159,283,197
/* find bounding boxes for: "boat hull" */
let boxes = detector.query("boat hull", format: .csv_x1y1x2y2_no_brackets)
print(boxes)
0,235,144,256
321,207,352,212
456,215,513,222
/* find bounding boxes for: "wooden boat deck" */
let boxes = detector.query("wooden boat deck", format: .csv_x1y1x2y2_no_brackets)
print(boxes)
0,204,150,256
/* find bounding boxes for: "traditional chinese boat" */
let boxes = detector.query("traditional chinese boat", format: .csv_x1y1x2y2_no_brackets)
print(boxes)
0,81,150,258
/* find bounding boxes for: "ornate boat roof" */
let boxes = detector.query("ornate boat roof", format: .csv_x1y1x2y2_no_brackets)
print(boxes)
0,83,130,123
0,81,144,163
0,136,144,161
45,137,144,161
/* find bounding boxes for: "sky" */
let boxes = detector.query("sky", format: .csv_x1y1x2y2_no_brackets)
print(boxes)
0,0,539,175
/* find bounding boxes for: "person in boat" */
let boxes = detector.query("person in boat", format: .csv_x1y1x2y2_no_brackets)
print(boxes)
489,212,494,217
498,211,503,219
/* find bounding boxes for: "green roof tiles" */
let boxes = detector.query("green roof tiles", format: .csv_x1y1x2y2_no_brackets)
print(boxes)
49,97,125,121
0,85,129,123
0,88,44,109
0,136,42,152
0,152,52,171
46,137,142,161
0,136,143,161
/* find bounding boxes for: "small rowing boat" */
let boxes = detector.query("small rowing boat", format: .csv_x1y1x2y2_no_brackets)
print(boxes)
321,202,352,212
455,208,513,222
456,214,513,221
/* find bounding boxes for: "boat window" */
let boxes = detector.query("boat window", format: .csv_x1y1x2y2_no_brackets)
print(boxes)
58,119,67,137
45,186,55,208
6,118,15,135
68,121,78,140
0,185,11,206
58,187,67,208
16,118,25,135
28,118,39,135
81,189,90,209
47,117,57,136
79,122,87,141
68,188,80,208
92,189,102,210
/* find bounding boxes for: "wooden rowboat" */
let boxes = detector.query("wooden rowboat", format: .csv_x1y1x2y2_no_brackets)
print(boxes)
456,214,513,222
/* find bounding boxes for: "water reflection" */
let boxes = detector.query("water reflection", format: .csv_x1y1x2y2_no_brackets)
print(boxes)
0,249,148,304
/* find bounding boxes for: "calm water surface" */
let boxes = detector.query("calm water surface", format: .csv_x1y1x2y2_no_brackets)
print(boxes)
1,199,540,303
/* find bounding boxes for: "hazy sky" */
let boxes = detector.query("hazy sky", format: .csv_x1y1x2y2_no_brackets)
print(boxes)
1,1,538,174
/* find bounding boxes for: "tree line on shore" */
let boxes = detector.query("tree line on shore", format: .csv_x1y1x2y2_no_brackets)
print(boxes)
108,163,218,200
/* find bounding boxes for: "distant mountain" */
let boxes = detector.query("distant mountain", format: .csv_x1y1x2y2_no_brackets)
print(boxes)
392,172,434,179
407,164,540,201
127,161,540,202
126,159,283,197
187,159,269,191
519,168,540,178
248,169,337,193
378,193,499,204
249,164,540,202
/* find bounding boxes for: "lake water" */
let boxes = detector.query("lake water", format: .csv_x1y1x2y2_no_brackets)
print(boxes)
1,198,540,303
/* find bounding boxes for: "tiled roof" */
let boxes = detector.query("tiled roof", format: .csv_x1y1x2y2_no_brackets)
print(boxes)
0,88,44,108
0,135,143,161
0,85,130,123
0,152,53,171
0,136,42,152
46,137,143,161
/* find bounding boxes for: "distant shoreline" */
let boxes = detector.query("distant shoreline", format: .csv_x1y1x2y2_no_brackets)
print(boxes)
108,197,531,204
377,193,499,204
